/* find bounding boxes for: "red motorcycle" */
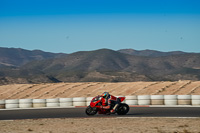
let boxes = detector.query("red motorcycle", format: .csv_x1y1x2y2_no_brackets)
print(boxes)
85,95,129,115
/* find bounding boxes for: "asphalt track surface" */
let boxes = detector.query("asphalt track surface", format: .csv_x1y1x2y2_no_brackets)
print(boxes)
0,107,200,120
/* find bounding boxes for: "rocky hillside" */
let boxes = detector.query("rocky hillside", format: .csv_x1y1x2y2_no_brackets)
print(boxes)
0,47,66,67
0,48,200,84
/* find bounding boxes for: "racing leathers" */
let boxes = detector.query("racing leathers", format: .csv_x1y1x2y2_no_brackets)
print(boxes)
101,95,119,113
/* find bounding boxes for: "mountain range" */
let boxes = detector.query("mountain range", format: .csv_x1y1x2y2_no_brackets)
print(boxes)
117,49,186,57
0,47,200,84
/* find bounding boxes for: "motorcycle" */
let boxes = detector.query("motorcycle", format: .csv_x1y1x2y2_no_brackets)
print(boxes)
85,95,129,115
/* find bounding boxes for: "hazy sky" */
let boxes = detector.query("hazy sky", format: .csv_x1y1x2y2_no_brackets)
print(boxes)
0,0,200,53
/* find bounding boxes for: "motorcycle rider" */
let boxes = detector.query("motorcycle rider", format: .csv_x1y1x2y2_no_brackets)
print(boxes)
100,92,119,114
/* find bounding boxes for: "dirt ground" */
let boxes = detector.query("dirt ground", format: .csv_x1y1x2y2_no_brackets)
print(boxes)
1,81,200,133
0,117,200,133
1,80,200,100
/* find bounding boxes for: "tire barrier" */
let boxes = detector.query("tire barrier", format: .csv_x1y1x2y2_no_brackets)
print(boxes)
177,95,191,105
0,100,5,109
73,97,86,106
1,95,200,109
86,97,93,106
59,98,73,107
125,95,138,105
5,99,19,109
164,95,178,105
32,99,46,108
19,99,33,108
191,95,200,106
138,95,151,105
151,95,164,105
46,98,59,107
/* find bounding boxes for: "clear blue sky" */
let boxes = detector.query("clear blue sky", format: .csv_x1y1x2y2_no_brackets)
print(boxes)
0,0,200,53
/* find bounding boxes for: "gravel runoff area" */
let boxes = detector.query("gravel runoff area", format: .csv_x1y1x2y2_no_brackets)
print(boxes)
0,117,200,133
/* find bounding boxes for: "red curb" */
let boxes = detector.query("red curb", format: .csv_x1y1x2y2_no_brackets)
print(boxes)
129,105,150,107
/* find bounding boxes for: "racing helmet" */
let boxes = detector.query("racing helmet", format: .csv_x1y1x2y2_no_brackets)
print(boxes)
101,92,110,98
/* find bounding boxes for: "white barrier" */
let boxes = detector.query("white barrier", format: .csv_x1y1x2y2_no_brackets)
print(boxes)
73,97,86,106
19,99,32,108
86,97,93,106
32,99,46,108
1,95,200,110
151,95,164,105
177,95,191,105
46,98,59,107
138,95,151,105
164,95,177,105
5,99,19,109
59,98,73,107
191,95,200,105
125,96,138,105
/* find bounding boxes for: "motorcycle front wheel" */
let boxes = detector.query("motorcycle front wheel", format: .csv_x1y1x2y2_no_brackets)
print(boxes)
85,106,98,116
116,103,129,115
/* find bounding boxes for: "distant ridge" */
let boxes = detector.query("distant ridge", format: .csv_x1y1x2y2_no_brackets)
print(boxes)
0,47,200,84
0,47,66,67
118,49,186,57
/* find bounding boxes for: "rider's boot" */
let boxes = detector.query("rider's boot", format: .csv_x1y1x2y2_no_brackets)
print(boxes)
111,104,119,114
110,109,115,114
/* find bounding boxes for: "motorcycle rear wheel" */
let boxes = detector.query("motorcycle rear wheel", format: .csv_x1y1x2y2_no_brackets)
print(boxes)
117,103,129,115
85,106,97,116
